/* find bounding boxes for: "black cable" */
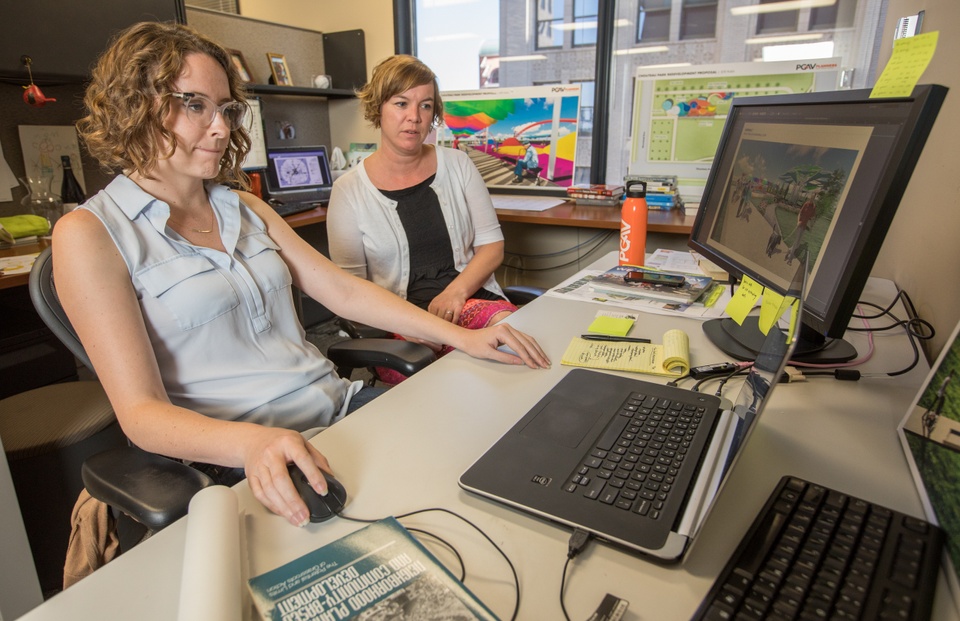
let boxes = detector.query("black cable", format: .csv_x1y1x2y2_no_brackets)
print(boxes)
404,526,466,582
503,232,616,272
339,508,521,621
503,230,613,260
848,294,934,377
560,529,592,621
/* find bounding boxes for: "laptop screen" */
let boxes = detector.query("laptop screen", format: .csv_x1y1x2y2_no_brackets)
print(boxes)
263,146,333,200
898,318,960,610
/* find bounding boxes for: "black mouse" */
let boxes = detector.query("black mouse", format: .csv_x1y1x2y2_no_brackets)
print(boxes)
287,464,348,522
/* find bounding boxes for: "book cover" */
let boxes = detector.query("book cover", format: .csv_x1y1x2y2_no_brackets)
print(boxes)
590,265,713,305
561,329,690,377
566,183,624,197
248,517,499,621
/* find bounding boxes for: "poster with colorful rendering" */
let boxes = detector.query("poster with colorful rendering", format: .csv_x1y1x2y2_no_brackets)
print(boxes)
629,59,842,203
438,84,581,190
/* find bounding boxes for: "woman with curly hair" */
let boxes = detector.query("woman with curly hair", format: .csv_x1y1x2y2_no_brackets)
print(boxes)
56,23,549,527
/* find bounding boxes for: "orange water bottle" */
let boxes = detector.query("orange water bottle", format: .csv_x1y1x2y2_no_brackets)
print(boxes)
619,180,648,265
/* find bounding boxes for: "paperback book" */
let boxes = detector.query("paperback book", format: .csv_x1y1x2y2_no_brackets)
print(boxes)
590,264,713,305
248,517,498,621
566,183,625,198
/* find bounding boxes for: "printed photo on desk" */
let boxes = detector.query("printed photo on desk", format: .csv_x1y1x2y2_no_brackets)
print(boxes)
899,316,960,610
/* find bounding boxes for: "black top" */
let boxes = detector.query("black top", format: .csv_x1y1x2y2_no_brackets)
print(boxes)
379,175,502,310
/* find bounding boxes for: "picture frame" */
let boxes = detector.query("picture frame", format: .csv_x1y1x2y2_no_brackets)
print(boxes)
266,52,293,87
227,49,252,83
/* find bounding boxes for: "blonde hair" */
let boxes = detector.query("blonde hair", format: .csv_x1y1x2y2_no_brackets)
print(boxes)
78,21,250,187
357,55,443,129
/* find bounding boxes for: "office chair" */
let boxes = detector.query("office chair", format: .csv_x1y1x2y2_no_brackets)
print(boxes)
28,246,435,537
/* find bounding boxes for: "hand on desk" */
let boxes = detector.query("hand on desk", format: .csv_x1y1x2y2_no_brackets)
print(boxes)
460,323,552,369
243,427,334,527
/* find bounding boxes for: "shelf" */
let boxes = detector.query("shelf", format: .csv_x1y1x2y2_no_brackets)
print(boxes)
245,84,356,98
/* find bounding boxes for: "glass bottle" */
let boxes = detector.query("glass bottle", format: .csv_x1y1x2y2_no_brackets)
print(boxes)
19,176,63,233
59,155,86,212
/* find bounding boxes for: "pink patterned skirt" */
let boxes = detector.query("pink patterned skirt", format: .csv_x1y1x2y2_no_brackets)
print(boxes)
375,298,518,385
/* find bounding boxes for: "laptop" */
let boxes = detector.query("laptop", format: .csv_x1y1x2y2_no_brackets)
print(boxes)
459,262,805,561
262,145,334,216
898,316,960,612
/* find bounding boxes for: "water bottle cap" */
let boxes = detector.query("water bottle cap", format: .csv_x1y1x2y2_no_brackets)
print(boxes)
625,180,646,198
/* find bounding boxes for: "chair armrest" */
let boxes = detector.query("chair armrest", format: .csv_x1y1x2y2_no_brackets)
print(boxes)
327,338,436,378
504,285,546,307
81,446,215,533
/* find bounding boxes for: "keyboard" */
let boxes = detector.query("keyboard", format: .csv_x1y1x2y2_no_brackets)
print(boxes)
268,200,321,217
693,475,944,621
563,391,712,521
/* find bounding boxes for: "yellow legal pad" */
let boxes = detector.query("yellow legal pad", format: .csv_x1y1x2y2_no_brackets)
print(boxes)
561,329,690,377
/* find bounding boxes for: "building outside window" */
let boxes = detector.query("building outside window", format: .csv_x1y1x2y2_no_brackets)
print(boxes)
637,0,671,42
412,0,884,187
680,0,718,39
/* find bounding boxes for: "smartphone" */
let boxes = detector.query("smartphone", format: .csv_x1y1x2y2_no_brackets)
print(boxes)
624,269,686,287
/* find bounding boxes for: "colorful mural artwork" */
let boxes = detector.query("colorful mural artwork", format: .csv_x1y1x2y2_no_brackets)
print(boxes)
438,85,581,189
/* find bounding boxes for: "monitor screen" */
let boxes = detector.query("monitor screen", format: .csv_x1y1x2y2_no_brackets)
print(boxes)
263,146,333,195
689,85,947,363
437,84,581,192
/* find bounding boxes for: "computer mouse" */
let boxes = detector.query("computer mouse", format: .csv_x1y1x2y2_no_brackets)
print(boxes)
287,464,348,522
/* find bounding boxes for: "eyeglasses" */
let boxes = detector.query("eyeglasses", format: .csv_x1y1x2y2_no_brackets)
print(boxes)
169,92,249,131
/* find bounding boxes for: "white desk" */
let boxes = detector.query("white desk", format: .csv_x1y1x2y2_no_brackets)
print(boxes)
19,257,960,621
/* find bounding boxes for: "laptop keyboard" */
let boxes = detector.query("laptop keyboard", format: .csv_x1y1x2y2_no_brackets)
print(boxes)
268,200,320,217
564,391,708,519
693,475,944,621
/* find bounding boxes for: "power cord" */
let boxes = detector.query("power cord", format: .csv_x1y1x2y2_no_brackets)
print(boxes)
339,508,521,621
560,528,593,621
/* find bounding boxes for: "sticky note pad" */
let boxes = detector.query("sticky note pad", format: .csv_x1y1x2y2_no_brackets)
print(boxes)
758,288,786,335
588,315,635,337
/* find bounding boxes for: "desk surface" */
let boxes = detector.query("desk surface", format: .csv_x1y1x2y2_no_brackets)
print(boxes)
19,255,958,621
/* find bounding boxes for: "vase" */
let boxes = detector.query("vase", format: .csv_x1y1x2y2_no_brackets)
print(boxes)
19,176,63,232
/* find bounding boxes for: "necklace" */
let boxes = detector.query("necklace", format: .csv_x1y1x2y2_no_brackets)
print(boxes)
168,214,215,234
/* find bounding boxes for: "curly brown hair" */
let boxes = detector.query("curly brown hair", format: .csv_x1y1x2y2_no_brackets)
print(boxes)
77,21,250,187
357,55,443,129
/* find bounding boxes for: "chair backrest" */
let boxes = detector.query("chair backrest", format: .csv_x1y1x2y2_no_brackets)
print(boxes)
28,247,95,374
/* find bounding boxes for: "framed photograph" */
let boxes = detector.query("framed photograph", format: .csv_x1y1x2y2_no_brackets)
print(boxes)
227,49,252,82
266,52,293,86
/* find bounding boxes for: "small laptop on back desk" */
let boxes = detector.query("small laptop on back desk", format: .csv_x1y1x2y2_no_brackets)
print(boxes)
460,263,805,562
262,145,334,217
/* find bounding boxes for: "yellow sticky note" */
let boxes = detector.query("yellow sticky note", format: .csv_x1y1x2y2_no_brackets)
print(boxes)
758,288,786,335
724,276,764,325
870,31,938,99
588,316,634,337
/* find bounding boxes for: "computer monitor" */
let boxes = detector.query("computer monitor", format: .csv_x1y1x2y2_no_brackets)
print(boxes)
689,85,947,364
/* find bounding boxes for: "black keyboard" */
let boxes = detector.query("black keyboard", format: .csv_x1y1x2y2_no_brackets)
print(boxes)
563,391,710,520
268,200,321,217
694,475,944,621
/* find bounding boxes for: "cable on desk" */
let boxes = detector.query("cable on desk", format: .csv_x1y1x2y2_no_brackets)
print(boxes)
403,526,466,582
560,528,592,621
339,507,521,621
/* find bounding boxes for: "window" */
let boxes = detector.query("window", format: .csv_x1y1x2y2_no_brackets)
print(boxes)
403,0,884,187
575,80,595,136
573,0,599,47
637,0,671,43
756,0,800,35
537,0,565,49
809,0,856,30
680,0,718,40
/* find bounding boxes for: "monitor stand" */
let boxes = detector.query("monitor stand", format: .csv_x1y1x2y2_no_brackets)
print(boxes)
702,317,857,365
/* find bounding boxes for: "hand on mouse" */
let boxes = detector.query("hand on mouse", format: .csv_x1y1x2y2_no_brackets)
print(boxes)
243,427,333,527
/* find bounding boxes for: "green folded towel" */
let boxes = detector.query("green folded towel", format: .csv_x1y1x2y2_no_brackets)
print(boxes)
0,215,51,239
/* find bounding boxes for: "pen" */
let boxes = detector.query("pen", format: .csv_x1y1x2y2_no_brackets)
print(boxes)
580,334,651,343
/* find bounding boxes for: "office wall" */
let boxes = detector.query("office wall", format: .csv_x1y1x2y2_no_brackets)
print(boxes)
873,0,960,360
238,0,396,154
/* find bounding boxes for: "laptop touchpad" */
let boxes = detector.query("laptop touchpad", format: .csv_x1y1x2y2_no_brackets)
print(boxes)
519,400,603,448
